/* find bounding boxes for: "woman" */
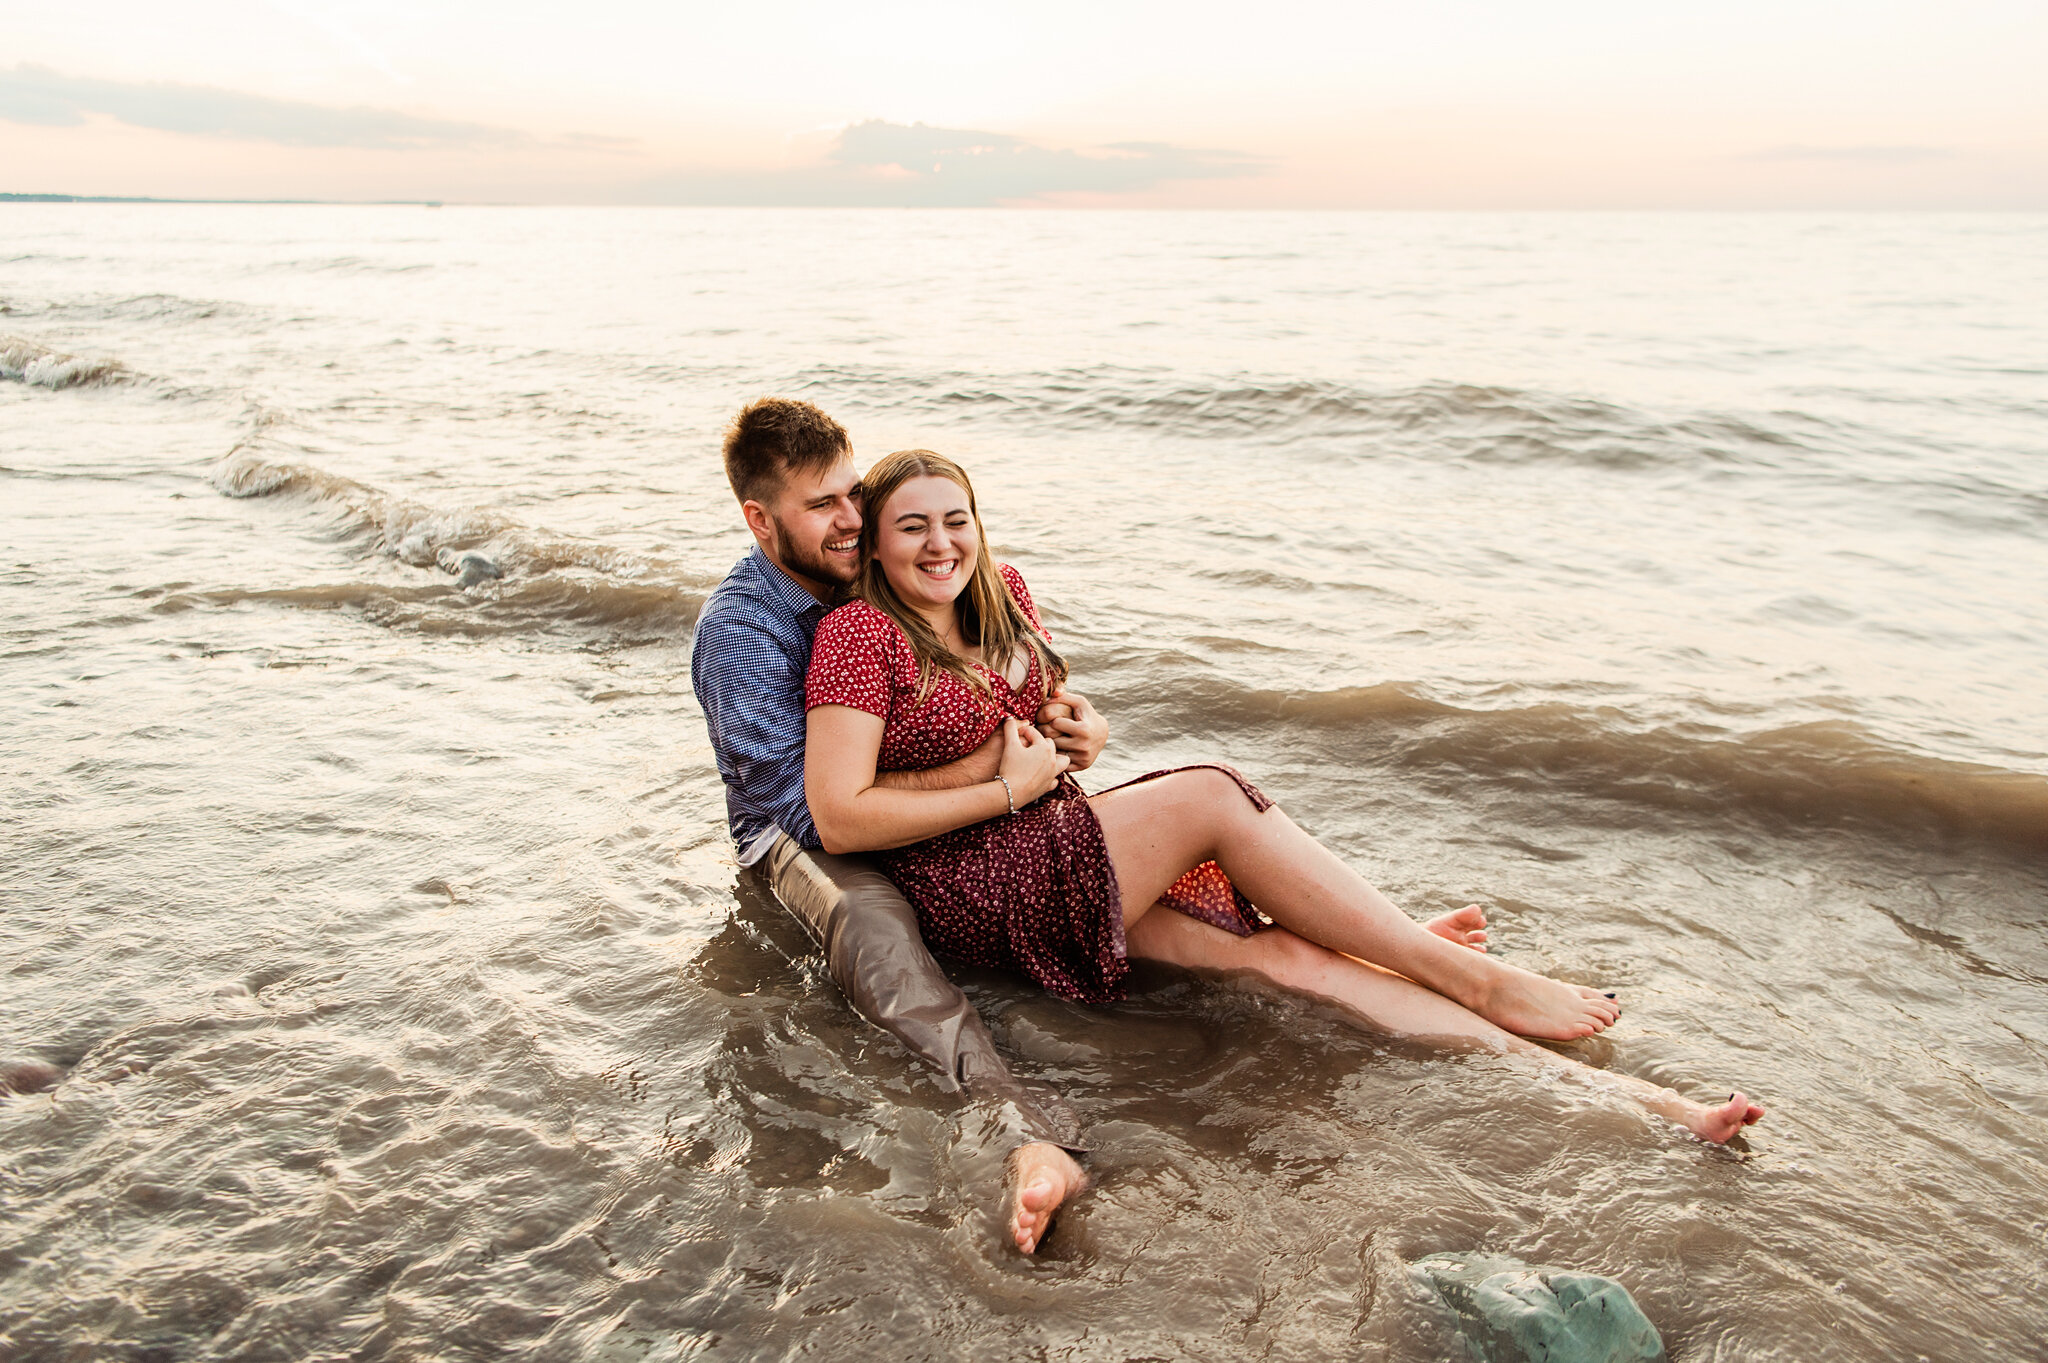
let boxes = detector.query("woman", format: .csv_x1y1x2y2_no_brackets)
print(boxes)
803,450,1765,1145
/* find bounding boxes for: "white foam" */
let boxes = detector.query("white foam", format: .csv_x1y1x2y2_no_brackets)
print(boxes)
0,335,128,390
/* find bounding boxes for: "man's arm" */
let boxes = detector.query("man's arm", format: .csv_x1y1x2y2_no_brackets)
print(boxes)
691,611,824,846
806,707,1065,855
696,614,1041,842
873,686,1105,794
873,729,1003,791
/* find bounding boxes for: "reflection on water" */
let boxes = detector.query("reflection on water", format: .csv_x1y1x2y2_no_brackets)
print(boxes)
3,206,2046,1360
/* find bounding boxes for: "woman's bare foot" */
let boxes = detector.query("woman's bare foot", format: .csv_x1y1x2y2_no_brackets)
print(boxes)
1678,1091,1766,1143
1006,1141,1087,1254
1467,960,1620,1041
1424,905,1489,951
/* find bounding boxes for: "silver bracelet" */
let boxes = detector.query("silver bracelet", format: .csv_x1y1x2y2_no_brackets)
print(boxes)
996,774,1017,816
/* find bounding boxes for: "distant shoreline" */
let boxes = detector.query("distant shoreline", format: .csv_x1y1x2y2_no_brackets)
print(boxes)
5,195,2039,212
2,193,443,206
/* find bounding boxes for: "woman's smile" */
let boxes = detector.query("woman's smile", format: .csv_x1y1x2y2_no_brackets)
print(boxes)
878,475,979,621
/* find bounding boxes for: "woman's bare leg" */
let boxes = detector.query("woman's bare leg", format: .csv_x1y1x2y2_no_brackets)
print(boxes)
1125,910,1765,1143
1090,769,1620,1042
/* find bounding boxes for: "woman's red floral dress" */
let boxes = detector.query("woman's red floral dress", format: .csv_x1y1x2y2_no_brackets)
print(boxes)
805,563,1270,1004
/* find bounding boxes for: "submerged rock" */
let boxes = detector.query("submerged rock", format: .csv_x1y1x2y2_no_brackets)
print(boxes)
1,1059,63,1095
1413,1251,1665,1363
453,553,502,588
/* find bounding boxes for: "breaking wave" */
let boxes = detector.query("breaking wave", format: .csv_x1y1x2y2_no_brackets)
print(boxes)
1,335,130,390
208,429,715,638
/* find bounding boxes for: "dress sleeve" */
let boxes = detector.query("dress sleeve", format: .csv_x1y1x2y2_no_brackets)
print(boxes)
998,563,1051,639
806,604,894,719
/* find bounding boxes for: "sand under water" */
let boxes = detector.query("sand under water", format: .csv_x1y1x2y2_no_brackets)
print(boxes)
3,206,2045,1360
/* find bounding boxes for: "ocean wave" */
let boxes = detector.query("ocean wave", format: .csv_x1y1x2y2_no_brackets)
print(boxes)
254,256,436,276
207,433,714,638
784,365,1807,471
1124,678,2048,853
31,292,257,326
154,577,703,639
1,335,130,390
793,365,2047,513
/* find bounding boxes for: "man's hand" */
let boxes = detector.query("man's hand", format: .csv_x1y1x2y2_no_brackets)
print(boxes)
1035,687,1107,771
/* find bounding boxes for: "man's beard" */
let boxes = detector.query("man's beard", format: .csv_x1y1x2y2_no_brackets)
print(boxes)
770,516,856,598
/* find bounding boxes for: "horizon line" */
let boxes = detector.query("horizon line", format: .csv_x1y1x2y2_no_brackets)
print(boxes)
2,192,445,206
6,193,2045,213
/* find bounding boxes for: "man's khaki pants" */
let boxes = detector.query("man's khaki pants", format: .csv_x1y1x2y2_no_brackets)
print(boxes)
759,833,1082,1152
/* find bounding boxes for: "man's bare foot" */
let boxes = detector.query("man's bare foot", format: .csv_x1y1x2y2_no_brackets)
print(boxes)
1425,905,1489,952
1680,1091,1766,1143
1468,960,1621,1041
1565,1068,1768,1144
1006,1141,1086,1254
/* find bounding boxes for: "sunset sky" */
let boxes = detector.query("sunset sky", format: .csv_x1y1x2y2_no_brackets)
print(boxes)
5,0,2044,207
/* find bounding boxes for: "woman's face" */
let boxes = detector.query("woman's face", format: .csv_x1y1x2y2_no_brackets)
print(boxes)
875,474,978,618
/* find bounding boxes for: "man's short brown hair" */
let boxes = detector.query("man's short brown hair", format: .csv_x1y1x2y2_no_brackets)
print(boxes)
721,397,850,505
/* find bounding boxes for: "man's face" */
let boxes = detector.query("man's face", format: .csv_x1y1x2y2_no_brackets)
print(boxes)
745,454,863,599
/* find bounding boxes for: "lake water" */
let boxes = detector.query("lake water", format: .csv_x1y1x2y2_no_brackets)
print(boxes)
3,206,2045,1360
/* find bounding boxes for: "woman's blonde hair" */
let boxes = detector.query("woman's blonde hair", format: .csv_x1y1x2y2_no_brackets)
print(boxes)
855,449,1066,703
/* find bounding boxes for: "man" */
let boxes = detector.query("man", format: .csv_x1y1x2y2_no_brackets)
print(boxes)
689,397,1099,1254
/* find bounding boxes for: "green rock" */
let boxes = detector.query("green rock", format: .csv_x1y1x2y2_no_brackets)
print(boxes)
1412,1251,1667,1363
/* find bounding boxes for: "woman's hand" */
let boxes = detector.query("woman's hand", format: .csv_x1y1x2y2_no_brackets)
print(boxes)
998,716,1068,806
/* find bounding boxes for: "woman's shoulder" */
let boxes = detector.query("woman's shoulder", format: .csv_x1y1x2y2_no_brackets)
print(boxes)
814,598,911,655
996,561,1034,609
995,562,1046,632
819,596,886,626
807,599,909,712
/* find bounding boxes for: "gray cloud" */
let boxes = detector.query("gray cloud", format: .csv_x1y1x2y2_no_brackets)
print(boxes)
560,131,641,150
0,64,518,149
634,120,1270,206
1747,144,1955,164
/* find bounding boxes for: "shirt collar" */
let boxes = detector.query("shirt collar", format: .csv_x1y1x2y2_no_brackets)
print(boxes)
746,545,832,622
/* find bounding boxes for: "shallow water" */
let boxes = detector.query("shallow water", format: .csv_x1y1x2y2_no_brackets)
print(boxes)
3,206,2046,1361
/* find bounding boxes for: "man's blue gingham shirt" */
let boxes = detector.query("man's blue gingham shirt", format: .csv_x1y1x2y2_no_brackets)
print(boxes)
690,547,832,865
